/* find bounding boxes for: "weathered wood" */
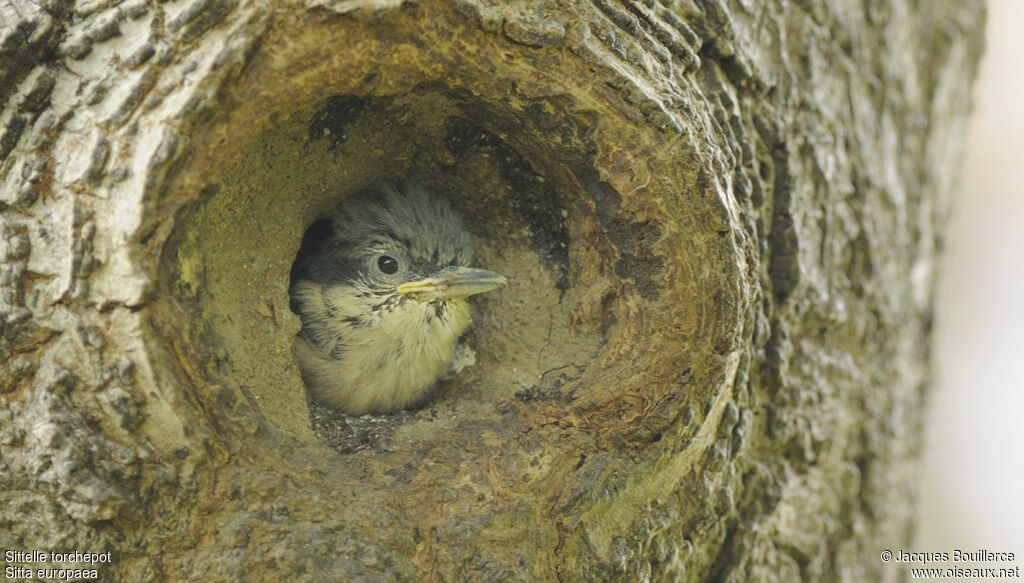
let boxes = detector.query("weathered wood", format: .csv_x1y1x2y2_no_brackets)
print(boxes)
0,0,983,580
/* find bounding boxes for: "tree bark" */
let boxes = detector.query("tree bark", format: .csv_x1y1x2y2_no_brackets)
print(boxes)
0,0,983,581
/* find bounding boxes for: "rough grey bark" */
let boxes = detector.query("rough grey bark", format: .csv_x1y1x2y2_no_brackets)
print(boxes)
0,0,983,581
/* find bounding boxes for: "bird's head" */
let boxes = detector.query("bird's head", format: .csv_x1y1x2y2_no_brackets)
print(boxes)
290,184,506,315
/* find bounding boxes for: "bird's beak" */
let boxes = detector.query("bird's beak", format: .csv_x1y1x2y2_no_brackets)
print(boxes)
397,267,507,301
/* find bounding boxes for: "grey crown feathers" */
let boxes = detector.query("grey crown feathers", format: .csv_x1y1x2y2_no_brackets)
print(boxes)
289,184,505,415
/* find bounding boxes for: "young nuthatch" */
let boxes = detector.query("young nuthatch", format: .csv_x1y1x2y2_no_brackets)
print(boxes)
289,184,506,415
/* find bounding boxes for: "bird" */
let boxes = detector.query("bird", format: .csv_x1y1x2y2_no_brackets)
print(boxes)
289,184,506,415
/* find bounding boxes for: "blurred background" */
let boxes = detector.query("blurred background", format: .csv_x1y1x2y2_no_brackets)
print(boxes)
917,0,1024,555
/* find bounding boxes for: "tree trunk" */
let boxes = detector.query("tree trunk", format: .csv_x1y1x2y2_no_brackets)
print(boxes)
0,0,983,581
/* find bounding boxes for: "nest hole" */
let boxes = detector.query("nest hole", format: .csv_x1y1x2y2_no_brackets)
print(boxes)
165,89,611,449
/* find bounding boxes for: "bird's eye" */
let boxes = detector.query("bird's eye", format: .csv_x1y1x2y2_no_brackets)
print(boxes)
377,255,399,274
